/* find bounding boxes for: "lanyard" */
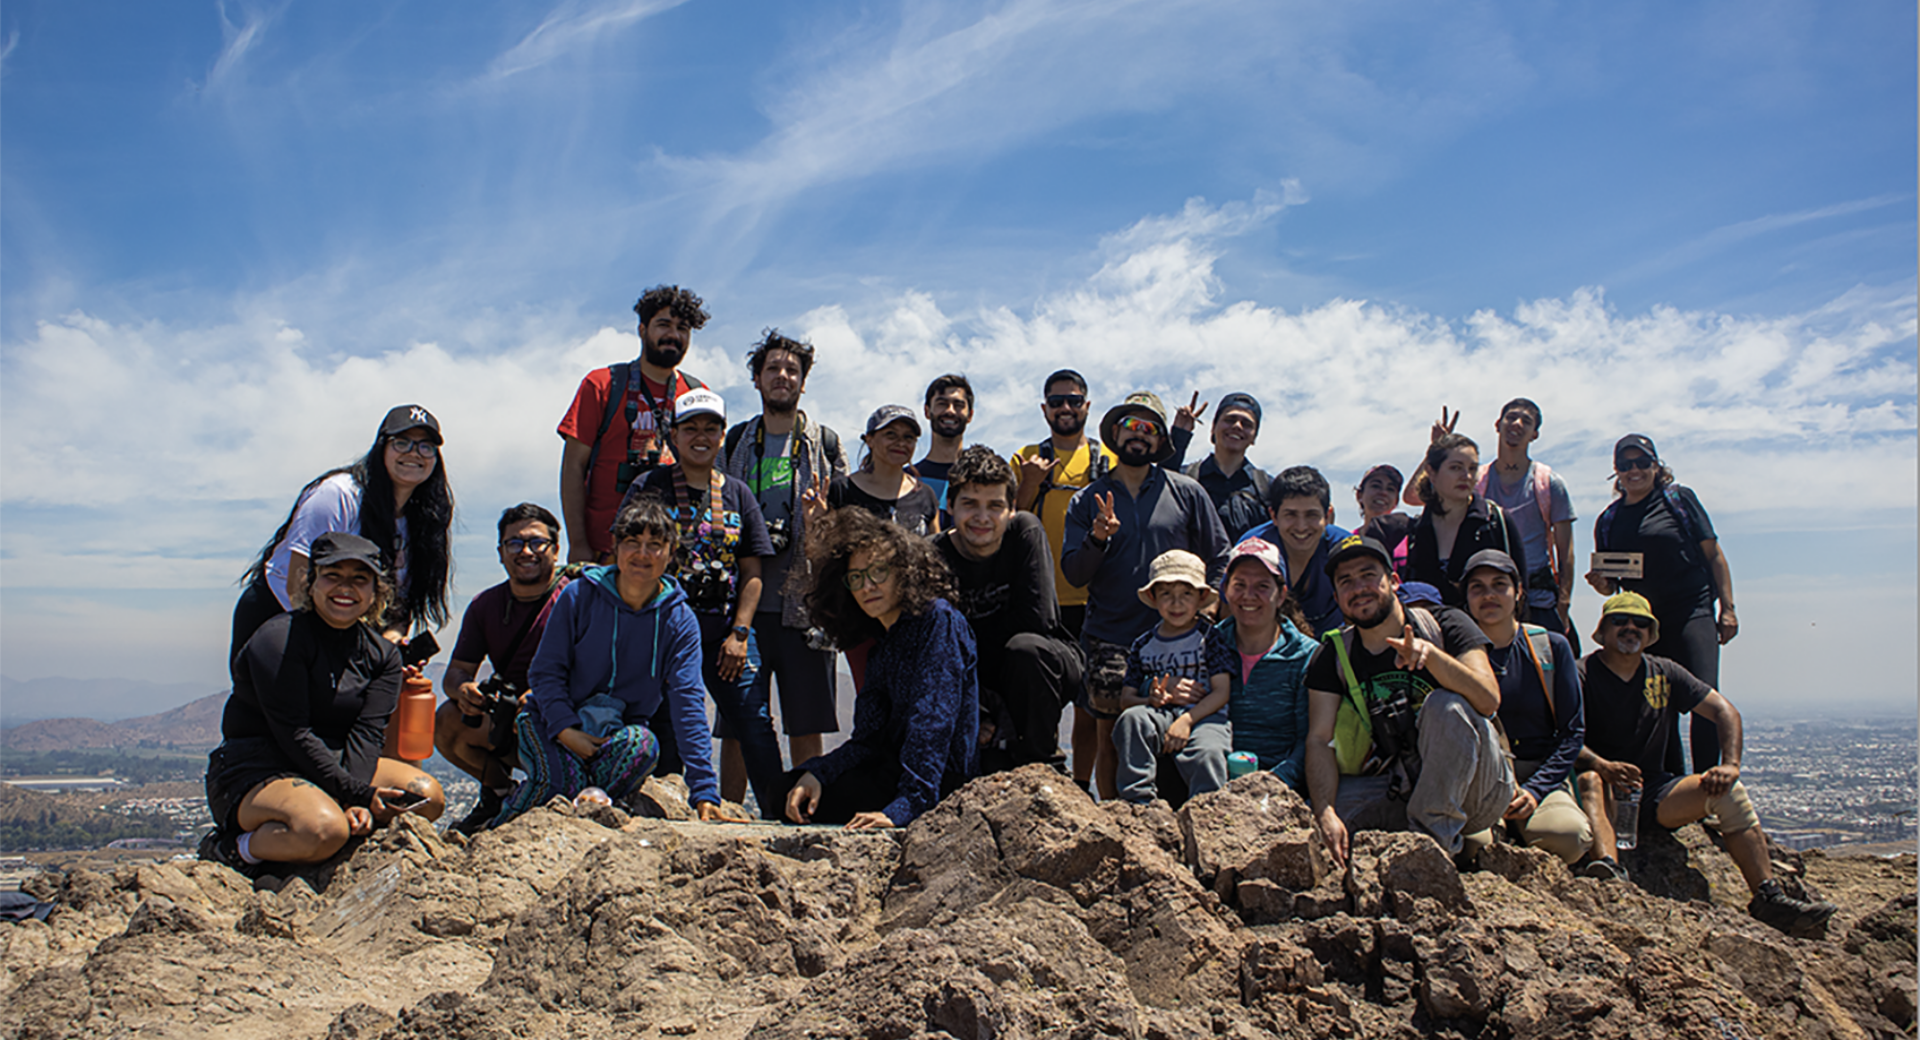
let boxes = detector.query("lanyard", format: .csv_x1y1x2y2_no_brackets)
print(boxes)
751,415,803,514
669,467,735,549
625,366,677,457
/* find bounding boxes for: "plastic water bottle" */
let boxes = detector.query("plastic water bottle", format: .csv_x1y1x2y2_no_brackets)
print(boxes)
574,787,613,811
1227,751,1259,779
1612,783,1642,851
393,673,437,762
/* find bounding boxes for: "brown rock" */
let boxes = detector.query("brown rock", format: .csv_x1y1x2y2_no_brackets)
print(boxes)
1178,770,1325,904
1344,830,1469,923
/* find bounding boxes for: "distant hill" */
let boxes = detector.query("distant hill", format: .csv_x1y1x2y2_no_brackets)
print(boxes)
0,676,214,727
0,692,227,753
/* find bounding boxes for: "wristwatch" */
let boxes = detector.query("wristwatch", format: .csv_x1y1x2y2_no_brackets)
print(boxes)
732,625,751,639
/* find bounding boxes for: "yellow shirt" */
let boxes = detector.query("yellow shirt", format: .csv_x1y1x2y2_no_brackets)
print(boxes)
1012,439,1118,608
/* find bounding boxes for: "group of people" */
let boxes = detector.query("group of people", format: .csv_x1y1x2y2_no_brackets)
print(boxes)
200,284,1834,938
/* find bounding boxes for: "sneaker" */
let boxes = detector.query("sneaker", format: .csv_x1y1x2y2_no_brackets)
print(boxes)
1748,878,1836,939
1580,857,1628,881
197,829,261,879
448,787,505,837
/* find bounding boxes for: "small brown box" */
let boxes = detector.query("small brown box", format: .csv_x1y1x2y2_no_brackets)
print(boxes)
1590,552,1644,580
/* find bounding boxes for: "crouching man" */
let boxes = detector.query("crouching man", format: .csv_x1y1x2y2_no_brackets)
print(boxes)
1304,535,1513,868
1576,592,1835,937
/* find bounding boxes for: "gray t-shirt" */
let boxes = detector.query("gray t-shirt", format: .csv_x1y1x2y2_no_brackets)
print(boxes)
749,431,798,614
1481,462,1574,609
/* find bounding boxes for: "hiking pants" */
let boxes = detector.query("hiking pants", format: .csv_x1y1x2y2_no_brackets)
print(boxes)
1112,704,1231,805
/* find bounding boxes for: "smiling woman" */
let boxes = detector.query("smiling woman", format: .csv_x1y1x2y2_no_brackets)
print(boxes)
231,405,456,658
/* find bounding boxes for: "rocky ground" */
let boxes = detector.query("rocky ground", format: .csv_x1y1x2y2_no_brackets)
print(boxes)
0,767,1911,1039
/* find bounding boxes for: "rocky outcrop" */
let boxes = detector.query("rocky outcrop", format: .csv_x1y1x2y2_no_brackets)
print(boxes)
1,766,1911,1039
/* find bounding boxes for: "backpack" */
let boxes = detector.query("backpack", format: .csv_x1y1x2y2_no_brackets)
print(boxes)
582,364,707,493
723,414,841,472
1516,624,1556,723
1325,606,1445,776
1593,486,1704,571
1477,461,1557,583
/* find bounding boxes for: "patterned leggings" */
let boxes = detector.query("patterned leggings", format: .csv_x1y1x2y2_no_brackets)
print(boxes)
493,713,659,826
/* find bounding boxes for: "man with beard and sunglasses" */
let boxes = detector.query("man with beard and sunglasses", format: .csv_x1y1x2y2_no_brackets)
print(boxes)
558,285,711,563
914,373,978,530
1061,391,1228,799
1574,592,1833,937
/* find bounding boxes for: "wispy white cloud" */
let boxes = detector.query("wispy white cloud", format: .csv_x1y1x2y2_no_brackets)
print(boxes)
200,1,276,96
0,29,20,70
1612,194,1910,286
486,0,690,80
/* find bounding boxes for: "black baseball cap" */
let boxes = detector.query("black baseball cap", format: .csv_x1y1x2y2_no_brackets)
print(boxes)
1216,392,1262,429
1323,534,1394,577
1462,548,1521,582
1613,433,1657,465
379,404,443,444
308,532,387,577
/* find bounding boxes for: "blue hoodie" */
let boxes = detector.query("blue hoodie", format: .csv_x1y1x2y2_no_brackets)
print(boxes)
527,565,718,807
1218,614,1319,794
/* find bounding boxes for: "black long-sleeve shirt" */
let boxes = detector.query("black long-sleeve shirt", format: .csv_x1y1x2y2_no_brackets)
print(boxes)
224,610,401,808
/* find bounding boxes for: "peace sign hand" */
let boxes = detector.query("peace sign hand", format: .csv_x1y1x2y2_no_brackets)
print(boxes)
1173,391,1210,431
1429,406,1460,444
800,472,830,527
1148,675,1172,708
1090,491,1121,542
1384,624,1432,672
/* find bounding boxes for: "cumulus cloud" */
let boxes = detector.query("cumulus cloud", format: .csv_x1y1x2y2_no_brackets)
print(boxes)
1,195,1913,689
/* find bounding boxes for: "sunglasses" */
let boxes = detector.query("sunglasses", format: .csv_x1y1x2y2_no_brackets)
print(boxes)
1046,393,1087,409
1114,415,1162,436
389,437,439,458
501,536,555,554
843,561,894,591
1616,455,1656,471
1606,615,1652,630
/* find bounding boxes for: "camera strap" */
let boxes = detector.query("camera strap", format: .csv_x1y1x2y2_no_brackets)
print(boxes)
669,467,736,552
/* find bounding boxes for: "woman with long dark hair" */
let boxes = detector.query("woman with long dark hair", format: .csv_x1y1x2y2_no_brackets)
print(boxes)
233,405,454,657
202,533,445,877
782,508,977,829
1402,433,1526,607
1586,433,1737,771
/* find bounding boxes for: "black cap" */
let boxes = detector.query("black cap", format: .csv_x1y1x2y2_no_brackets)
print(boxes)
1360,463,1404,489
1043,368,1088,394
1613,433,1657,466
1463,548,1521,582
380,404,442,444
1216,392,1262,429
1323,534,1394,577
308,532,387,577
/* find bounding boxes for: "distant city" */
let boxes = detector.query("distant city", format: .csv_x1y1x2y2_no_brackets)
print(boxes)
9,711,1917,862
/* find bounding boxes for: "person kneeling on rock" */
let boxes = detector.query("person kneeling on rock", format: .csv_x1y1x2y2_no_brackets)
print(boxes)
202,533,446,878
1110,550,1236,805
493,496,748,826
784,509,979,829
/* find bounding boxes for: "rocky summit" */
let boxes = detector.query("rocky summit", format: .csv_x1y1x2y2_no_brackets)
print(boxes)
1,767,1912,1039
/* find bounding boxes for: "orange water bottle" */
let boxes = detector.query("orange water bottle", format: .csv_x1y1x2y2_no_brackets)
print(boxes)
393,672,437,762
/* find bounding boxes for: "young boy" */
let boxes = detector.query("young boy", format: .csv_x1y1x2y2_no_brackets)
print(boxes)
1111,549,1238,804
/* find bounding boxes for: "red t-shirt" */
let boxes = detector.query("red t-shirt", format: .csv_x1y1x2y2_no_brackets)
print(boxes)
557,367,692,555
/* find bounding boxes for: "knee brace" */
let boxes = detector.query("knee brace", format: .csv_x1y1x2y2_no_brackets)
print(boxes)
1705,780,1760,834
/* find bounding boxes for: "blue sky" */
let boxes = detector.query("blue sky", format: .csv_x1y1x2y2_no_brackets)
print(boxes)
2,0,1914,722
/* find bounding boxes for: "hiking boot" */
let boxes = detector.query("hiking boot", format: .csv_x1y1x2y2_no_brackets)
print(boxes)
448,787,505,837
1580,856,1629,882
196,829,260,879
1748,878,1836,939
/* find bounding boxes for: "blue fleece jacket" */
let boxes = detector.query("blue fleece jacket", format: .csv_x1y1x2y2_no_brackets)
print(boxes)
1219,615,1319,794
799,598,979,826
527,565,719,807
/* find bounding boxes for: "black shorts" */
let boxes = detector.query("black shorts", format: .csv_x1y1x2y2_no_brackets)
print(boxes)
204,738,298,833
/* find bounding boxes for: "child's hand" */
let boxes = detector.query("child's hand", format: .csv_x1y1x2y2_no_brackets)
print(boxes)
1164,713,1193,753
1148,675,1171,708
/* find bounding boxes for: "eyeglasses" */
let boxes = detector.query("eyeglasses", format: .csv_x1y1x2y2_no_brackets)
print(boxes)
1617,455,1656,471
1606,615,1652,630
1114,415,1161,436
389,437,439,458
843,561,893,591
501,536,554,555
1045,393,1087,409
